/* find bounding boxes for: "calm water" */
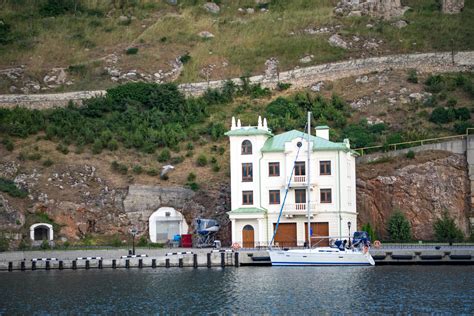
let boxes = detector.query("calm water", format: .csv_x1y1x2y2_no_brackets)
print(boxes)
0,266,473,315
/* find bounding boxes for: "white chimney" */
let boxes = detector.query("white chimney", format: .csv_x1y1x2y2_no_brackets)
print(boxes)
315,125,329,140
231,116,236,130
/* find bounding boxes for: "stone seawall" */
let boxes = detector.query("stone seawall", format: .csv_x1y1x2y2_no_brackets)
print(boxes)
1,51,473,109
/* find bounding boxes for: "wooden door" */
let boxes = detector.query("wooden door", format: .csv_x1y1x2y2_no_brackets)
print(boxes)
273,223,297,247
305,222,329,247
242,225,255,248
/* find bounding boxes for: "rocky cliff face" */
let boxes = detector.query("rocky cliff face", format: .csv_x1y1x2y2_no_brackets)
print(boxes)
357,151,470,240
0,160,231,245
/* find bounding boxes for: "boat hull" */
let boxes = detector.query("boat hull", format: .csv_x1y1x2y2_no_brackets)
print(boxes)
269,248,375,266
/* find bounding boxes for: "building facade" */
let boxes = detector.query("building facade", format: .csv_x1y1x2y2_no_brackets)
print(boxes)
226,116,358,248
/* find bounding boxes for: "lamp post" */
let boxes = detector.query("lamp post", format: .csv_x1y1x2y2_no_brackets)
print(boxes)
347,221,352,247
130,228,138,255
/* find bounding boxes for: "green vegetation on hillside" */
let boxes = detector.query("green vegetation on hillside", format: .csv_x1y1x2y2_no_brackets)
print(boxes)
0,0,473,91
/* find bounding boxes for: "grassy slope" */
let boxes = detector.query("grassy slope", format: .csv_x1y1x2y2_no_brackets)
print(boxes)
0,0,473,92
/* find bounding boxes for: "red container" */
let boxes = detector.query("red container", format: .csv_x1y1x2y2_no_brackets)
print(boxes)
181,234,193,248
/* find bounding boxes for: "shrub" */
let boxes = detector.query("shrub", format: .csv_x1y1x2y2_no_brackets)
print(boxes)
361,223,377,242
28,152,42,161
157,148,171,162
218,146,225,155
137,236,148,247
425,75,445,93
186,142,194,150
187,182,199,191
147,169,158,176
179,53,191,64
111,161,128,175
132,165,143,174
453,121,473,134
277,82,292,91
39,0,83,16
40,240,51,250
407,69,418,83
1,138,14,151
433,211,464,243
187,172,196,182
446,98,457,107
406,150,415,159
56,143,69,155
430,107,455,124
196,154,208,167
0,20,12,45
0,178,27,198
126,47,139,55
0,236,9,252
170,156,184,165
455,107,470,121
111,235,122,247
42,159,54,167
212,164,220,172
91,139,103,154
208,122,226,141
387,211,411,242
107,139,119,151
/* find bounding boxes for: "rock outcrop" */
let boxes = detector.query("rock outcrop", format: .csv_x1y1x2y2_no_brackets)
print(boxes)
357,152,470,240
335,0,409,20
442,0,464,14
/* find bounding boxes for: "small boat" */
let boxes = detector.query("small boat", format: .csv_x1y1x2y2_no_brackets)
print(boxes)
268,112,375,266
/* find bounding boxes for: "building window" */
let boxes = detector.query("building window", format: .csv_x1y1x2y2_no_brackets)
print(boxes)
269,190,280,204
242,163,253,182
294,161,305,176
242,191,253,205
320,189,332,203
241,140,252,155
295,189,306,204
320,161,331,175
269,162,280,177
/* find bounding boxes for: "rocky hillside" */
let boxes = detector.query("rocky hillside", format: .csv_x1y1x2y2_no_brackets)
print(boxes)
357,150,470,240
1,0,472,93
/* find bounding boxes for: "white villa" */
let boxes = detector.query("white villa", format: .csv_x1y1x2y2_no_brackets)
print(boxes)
225,116,358,248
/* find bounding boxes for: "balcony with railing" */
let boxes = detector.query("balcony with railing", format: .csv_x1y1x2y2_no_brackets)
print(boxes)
283,203,316,216
287,175,307,187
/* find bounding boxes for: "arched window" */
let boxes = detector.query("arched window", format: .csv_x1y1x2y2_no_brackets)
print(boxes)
241,140,252,155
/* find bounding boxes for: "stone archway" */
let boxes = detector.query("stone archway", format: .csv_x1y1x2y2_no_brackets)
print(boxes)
30,223,54,241
148,207,189,243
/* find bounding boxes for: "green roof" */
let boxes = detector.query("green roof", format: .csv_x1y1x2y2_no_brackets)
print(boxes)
225,127,273,137
228,207,265,214
260,130,352,153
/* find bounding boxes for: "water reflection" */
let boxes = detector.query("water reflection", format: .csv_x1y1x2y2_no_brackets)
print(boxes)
0,266,473,314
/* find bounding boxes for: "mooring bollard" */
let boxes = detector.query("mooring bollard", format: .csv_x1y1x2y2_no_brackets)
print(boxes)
152,259,156,268
72,260,77,270
98,260,103,269
8,262,12,272
207,253,211,268
59,261,64,270
32,261,36,270
85,260,90,270
234,252,239,267
165,258,170,268
221,252,225,268
125,259,130,269
138,259,143,268
45,261,50,270
178,258,183,268
193,254,198,268
112,259,117,269
21,261,25,271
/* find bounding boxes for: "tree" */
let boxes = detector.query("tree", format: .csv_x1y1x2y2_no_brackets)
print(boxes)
433,211,464,244
387,210,411,242
361,222,377,242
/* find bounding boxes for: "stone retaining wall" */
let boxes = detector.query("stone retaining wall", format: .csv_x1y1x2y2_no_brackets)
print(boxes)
1,51,473,109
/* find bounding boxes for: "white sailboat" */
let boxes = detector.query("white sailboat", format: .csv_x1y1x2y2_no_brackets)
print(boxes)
268,112,375,266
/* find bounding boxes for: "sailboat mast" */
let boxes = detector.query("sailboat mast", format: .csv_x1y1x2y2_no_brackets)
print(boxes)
307,112,311,249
